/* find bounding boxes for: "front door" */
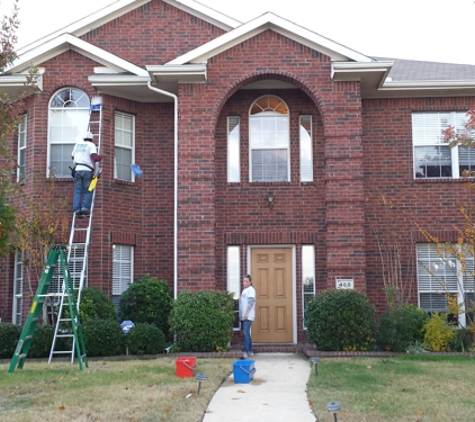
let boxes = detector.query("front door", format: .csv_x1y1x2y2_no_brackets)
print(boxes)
251,248,293,343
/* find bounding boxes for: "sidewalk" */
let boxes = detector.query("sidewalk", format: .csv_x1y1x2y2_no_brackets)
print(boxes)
202,352,316,422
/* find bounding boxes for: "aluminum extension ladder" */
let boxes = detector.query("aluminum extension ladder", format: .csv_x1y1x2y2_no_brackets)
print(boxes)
9,246,88,372
48,97,103,363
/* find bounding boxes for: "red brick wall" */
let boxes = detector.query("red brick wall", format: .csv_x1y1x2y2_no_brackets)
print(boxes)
362,97,475,315
81,0,227,66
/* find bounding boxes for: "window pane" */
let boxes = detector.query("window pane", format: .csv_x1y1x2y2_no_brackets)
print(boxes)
412,112,450,145
48,89,90,178
250,96,290,182
115,147,132,181
459,147,475,175
227,117,240,182
227,246,240,330
252,149,288,182
414,146,452,178
113,245,133,295
50,144,74,178
300,116,313,182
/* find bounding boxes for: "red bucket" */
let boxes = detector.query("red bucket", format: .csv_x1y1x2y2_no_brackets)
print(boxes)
175,356,197,378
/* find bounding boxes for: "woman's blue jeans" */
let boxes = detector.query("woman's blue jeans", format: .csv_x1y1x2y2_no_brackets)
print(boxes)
241,319,253,354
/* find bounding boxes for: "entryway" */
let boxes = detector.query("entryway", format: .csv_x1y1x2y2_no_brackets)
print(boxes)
250,247,293,343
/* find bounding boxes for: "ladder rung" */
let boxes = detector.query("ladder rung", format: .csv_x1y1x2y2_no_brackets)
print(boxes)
18,354,27,360
52,350,74,355
25,335,33,341
56,334,74,338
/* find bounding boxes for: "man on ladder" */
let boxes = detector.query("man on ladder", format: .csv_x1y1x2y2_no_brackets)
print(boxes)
71,131,102,217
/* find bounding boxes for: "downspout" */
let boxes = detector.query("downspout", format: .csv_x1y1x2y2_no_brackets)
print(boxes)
147,81,178,300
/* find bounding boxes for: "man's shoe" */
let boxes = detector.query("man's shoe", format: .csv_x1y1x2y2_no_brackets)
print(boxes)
75,211,83,218
242,353,248,359
248,352,254,357
81,209,90,216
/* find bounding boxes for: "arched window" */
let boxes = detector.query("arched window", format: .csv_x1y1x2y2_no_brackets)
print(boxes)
249,96,290,182
48,88,90,177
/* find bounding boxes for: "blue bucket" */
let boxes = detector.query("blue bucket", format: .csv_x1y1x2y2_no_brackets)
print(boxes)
130,164,143,178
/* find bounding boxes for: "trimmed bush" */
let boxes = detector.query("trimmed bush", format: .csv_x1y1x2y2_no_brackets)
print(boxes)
29,324,55,358
0,323,21,358
119,275,173,339
79,287,117,322
376,304,429,352
305,289,376,351
82,319,125,357
423,312,456,351
126,323,166,355
169,290,235,352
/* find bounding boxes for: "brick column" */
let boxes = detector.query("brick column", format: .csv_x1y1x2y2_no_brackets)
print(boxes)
176,84,217,291
323,109,367,291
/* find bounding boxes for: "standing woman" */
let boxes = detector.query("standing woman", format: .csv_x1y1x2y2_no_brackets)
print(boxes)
239,274,256,359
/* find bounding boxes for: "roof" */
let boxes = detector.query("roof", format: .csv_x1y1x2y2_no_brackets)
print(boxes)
2,0,475,101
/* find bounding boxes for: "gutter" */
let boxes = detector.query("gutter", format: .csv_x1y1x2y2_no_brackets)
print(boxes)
146,81,178,300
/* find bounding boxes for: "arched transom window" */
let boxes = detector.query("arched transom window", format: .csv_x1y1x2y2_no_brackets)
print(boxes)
48,88,90,177
249,96,290,182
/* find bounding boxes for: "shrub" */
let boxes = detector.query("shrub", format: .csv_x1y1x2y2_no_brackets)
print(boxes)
82,319,125,357
29,324,55,358
0,323,21,358
423,312,457,351
169,290,235,352
305,289,376,351
79,287,117,322
376,304,429,352
126,323,165,355
119,275,173,339
449,328,472,352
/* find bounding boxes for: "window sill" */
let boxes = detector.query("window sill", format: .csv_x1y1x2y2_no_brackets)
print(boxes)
414,177,473,183
114,179,135,186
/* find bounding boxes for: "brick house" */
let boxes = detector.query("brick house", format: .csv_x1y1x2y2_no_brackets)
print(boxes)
1,0,475,345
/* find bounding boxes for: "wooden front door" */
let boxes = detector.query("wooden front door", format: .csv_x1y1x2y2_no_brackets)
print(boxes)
251,248,293,343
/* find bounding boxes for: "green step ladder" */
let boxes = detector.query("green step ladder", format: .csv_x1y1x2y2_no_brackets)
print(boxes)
8,246,88,373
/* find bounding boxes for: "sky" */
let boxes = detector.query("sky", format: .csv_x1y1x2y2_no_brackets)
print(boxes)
2,0,475,65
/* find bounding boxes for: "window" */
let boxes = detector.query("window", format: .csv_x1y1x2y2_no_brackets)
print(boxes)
13,251,24,325
417,243,475,327
227,117,240,182
227,246,241,329
48,88,90,178
302,245,315,328
113,245,133,306
300,115,313,182
249,96,290,182
115,112,135,181
17,115,27,182
413,111,474,179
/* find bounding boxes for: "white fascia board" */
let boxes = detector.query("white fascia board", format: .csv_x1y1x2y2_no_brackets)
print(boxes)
167,12,372,65
17,0,152,55
332,61,394,80
88,74,151,84
146,63,207,83
381,80,475,91
163,0,241,29
7,34,148,77
18,0,239,56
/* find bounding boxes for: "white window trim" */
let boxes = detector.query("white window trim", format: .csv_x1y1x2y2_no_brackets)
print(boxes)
114,111,135,182
249,95,290,183
227,246,241,330
412,111,472,179
112,244,134,296
299,115,313,182
47,88,90,178
17,115,27,182
417,243,474,327
13,250,24,325
227,116,240,183
302,245,315,329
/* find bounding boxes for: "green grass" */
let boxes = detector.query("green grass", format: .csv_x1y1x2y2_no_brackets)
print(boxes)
0,357,235,422
307,356,475,422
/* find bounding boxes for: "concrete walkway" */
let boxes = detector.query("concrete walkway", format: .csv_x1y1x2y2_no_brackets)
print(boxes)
202,353,316,422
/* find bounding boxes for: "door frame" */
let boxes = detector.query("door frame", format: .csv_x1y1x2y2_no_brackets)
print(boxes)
246,244,297,344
